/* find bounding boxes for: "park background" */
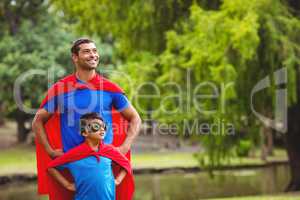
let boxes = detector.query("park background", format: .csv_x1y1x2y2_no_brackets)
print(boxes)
1,0,300,199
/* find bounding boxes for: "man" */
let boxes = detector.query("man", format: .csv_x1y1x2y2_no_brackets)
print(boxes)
32,38,141,200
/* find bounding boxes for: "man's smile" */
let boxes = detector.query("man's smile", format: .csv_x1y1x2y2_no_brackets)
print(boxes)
87,58,98,65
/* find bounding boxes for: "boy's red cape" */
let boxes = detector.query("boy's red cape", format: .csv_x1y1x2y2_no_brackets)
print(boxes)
47,142,134,199
35,73,134,200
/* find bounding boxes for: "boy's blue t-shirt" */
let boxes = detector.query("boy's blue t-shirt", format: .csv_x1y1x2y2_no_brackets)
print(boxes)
57,156,115,200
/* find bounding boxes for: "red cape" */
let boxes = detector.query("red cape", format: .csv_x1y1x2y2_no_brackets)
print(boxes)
35,73,133,200
47,142,134,199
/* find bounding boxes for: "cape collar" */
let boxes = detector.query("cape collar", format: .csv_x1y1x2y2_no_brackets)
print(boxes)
59,73,124,93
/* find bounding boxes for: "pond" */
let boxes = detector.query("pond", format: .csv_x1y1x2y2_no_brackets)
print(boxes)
0,164,290,200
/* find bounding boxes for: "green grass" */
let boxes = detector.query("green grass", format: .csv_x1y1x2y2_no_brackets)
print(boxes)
209,193,300,200
0,146,296,200
132,149,288,169
0,145,288,176
0,145,37,175
132,151,199,168
0,147,201,175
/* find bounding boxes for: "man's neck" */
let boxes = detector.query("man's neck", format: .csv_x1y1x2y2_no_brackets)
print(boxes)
75,69,96,82
85,139,100,152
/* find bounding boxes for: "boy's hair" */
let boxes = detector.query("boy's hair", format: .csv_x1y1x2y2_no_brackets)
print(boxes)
80,112,104,134
71,38,94,55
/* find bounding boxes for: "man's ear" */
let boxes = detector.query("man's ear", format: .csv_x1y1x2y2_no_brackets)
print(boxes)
72,53,78,63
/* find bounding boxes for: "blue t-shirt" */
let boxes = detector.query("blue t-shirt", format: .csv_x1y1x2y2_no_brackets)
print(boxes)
43,78,130,152
57,156,115,200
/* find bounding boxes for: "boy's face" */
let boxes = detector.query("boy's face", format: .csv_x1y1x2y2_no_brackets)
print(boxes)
82,119,106,140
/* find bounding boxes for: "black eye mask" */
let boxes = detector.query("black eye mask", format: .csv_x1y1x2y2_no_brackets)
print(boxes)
87,122,106,132
80,120,106,134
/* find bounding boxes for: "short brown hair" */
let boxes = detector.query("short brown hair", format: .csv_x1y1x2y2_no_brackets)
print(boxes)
71,38,94,55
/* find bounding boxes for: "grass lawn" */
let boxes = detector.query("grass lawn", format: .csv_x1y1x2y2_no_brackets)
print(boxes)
132,151,199,168
0,144,288,176
0,145,37,175
0,122,289,175
0,145,201,175
209,193,300,200
0,145,297,200
132,148,288,169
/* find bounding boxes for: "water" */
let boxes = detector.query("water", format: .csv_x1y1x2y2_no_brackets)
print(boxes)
0,164,290,200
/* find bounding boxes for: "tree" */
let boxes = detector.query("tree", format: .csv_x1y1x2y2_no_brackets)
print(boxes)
0,15,75,142
159,0,300,191
50,0,222,57
0,0,47,36
0,0,48,125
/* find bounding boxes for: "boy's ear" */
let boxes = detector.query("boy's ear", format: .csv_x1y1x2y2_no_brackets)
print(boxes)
80,119,86,132
80,119,89,137
81,131,88,137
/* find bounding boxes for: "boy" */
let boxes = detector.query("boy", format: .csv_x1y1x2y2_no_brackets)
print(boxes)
47,112,134,200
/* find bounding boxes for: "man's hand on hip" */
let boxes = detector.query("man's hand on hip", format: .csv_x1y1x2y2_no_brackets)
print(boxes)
49,149,64,158
116,145,130,155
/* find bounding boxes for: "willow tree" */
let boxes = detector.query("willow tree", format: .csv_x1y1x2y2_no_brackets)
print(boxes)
159,0,300,191
50,0,222,56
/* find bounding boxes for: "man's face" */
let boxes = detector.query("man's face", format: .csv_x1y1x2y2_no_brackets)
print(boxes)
73,42,99,70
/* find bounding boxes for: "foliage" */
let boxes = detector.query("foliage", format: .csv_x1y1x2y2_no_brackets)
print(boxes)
235,140,252,157
50,0,223,57
0,0,47,36
109,51,160,119
158,0,300,167
0,16,74,118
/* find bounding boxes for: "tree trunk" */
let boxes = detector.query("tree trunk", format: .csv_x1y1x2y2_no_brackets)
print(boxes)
285,105,300,191
285,64,300,191
0,101,5,126
260,125,274,161
15,111,31,143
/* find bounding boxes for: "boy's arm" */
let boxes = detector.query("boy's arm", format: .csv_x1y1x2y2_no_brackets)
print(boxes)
48,167,75,191
115,169,127,186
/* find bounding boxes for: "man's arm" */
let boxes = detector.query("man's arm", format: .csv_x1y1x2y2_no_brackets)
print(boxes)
32,108,63,158
48,167,75,191
118,105,141,154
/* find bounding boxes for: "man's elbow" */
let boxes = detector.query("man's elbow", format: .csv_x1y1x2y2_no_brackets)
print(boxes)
31,116,41,133
32,115,43,133
31,116,38,133
32,109,51,132
134,114,142,131
136,115,142,126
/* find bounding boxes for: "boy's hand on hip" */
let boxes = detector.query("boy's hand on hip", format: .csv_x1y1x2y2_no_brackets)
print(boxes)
65,183,76,192
115,179,122,186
